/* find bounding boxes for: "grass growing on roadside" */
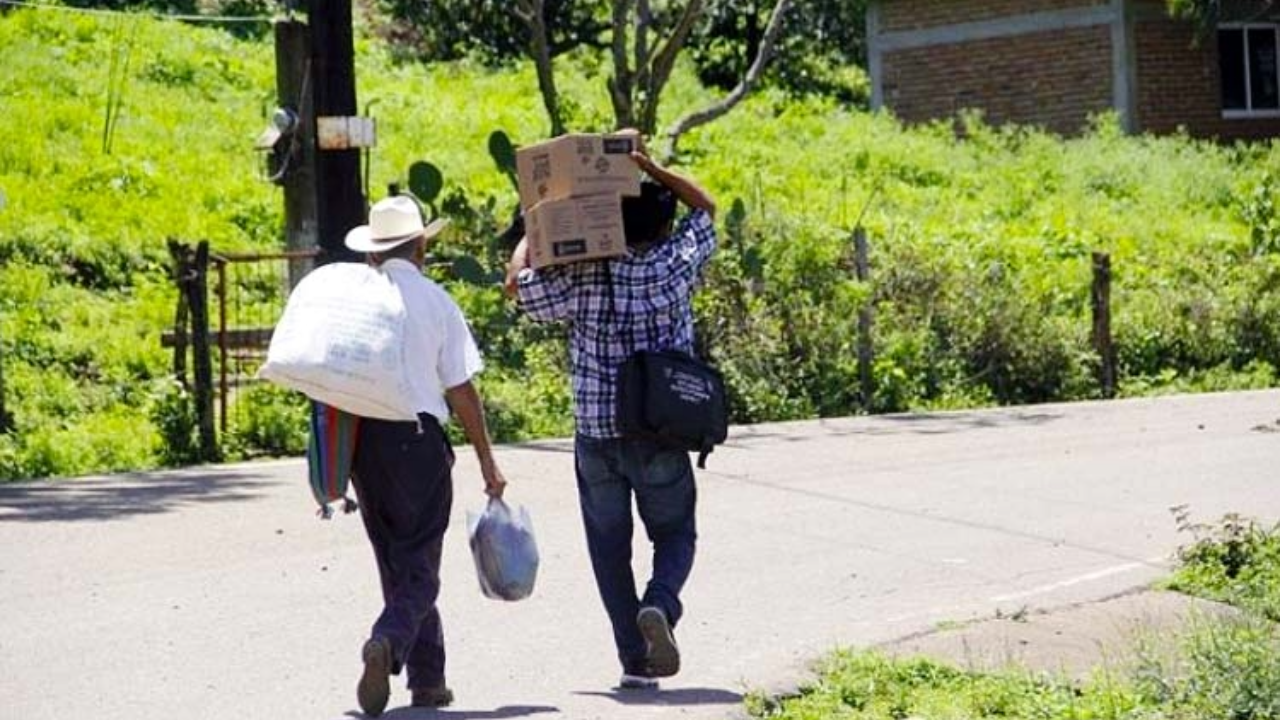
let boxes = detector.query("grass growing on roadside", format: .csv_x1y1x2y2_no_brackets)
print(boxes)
750,513,1280,720
748,623,1280,720
746,651,1146,720
1166,508,1280,622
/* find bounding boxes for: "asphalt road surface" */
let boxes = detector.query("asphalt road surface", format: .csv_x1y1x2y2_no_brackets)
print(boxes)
3,390,1278,720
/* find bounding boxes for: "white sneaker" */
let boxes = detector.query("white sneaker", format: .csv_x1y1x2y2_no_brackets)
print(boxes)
619,672,659,690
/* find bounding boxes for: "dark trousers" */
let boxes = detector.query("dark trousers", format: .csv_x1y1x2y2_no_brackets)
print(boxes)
574,434,697,673
351,414,454,691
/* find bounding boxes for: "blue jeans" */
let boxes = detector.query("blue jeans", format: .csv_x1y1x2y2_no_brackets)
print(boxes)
574,434,698,672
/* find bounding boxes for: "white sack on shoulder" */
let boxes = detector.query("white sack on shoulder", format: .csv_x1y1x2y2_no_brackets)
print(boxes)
259,262,417,420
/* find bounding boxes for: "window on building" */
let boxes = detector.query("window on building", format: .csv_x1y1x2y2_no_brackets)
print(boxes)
1220,24,1280,117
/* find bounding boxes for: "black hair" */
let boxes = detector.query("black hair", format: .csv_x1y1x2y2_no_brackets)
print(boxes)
622,181,678,248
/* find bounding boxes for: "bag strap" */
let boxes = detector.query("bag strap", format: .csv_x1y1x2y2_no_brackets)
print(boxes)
697,442,713,470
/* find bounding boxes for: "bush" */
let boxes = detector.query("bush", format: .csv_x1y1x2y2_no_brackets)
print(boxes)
227,384,309,458
1167,509,1280,623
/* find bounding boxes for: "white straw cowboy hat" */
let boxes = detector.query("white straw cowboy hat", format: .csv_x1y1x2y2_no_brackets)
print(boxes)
344,195,449,253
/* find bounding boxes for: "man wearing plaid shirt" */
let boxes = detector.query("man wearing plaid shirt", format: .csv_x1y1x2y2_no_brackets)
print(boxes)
506,141,717,690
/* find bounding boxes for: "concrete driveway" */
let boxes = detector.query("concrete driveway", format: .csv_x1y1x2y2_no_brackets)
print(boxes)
2,390,1278,719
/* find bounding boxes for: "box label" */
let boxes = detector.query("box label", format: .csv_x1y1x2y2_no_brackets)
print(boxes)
553,239,588,258
601,137,634,154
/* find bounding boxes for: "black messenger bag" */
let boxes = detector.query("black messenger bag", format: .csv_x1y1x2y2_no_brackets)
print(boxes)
617,349,728,469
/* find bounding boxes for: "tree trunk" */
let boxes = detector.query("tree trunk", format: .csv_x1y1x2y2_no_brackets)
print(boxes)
665,0,793,157
609,0,635,127
517,0,566,136
640,0,704,135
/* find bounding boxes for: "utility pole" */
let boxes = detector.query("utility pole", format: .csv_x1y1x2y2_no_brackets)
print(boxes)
273,18,318,286
310,0,364,264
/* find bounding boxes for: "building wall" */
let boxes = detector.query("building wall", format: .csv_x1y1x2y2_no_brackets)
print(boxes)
870,0,1280,140
874,1,1117,135
1131,1,1280,140
879,0,1107,33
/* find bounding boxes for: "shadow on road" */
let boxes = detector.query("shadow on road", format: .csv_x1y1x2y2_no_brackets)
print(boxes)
573,686,743,706
346,704,559,719
0,469,275,523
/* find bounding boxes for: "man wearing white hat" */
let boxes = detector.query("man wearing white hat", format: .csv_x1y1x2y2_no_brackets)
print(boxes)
343,195,507,716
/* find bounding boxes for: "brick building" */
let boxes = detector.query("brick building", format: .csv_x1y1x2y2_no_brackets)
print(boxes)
867,0,1280,139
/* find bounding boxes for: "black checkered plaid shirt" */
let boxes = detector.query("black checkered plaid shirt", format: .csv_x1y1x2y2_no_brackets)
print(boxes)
515,209,717,438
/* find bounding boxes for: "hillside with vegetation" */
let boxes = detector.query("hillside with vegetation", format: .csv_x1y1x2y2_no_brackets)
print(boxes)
1,7,1277,480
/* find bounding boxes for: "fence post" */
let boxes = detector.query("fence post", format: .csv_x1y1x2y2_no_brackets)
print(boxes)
1091,252,1117,399
855,227,875,410
187,241,219,461
215,259,229,435
167,240,191,387
0,328,9,434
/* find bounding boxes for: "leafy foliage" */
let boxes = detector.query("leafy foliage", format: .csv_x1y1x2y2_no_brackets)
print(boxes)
369,0,609,65
1,9,1278,480
750,632,1280,720
691,0,869,103
1167,508,1280,622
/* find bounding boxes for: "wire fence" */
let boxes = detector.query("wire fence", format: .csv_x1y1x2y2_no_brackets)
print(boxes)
166,241,315,456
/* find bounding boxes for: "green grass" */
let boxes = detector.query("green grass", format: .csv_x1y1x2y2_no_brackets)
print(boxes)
2,7,1279,479
748,512,1280,720
1165,510,1280,623
748,633,1280,720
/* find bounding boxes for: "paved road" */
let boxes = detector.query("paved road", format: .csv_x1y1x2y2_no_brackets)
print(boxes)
3,390,1279,720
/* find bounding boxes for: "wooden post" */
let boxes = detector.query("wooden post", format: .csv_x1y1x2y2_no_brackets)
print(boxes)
0,329,9,434
216,259,229,435
167,240,191,387
275,19,318,287
1091,252,1117,399
310,0,364,264
188,241,218,461
855,227,874,410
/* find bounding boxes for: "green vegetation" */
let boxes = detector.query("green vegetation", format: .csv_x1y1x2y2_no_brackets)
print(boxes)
747,631,1280,720
1167,509,1280,622
1,8,1278,480
750,513,1280,719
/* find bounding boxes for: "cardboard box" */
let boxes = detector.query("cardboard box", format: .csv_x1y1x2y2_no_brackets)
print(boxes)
516,133,641,210
525,193,626,269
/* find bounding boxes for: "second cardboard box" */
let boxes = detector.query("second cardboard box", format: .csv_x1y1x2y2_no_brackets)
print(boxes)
525,193,626,269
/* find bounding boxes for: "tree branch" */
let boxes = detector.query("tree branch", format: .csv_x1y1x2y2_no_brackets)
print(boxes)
642,0,704,134
634,0,652,120
663,0,793,158
610,0,634,128
516,0,565,135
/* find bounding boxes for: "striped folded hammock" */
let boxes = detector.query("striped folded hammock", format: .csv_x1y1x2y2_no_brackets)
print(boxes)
307,401,361,519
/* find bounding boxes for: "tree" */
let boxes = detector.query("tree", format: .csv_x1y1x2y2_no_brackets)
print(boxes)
691,0,868,103
375,0,608,65
514,0,794,156
1166,0,1278,31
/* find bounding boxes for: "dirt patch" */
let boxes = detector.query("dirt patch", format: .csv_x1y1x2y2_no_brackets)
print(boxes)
879,589,1237,679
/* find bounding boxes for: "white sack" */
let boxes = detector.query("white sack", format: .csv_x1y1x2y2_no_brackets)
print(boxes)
259,262,417,420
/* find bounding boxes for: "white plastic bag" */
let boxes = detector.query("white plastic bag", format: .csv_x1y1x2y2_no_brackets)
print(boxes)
467,497,539,601
259,262,417,420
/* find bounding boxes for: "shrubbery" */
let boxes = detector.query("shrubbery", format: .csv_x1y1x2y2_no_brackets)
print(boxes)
1,9,1277,480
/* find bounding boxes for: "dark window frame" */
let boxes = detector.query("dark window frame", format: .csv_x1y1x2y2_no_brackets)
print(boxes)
1220,23,1280,118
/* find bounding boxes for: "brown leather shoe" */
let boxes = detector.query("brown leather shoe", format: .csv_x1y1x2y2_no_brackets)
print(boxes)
411,684,455,708
357,636,392,717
